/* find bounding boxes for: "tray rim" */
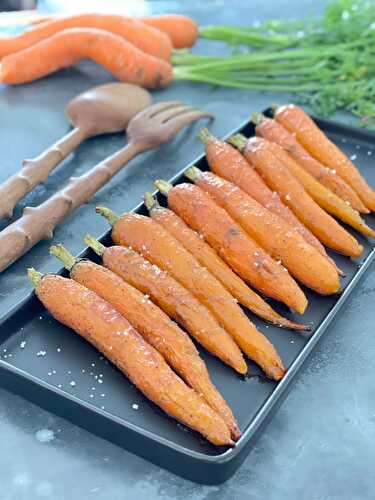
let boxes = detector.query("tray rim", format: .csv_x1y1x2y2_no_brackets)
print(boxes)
0,112,374,468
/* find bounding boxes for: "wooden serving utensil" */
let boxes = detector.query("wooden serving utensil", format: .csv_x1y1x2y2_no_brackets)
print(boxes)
0,101,213,272
0,82,152,219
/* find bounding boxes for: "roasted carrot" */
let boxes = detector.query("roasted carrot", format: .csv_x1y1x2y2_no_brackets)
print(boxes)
28,269,233,446
0,14,172,60
96,207,286,380
84,235,247,376
274,104,375,211
264,140,375,239
198,128,339,274
0,28,173,88
50,245,240,440
229,134,363,258
144,192,307,331
141,15,198,48
252,113,367,213
155,181,308,318
185,167,340,295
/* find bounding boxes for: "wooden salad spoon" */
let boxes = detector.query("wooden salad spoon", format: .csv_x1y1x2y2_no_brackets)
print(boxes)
0,82,152,219
0,101,213,272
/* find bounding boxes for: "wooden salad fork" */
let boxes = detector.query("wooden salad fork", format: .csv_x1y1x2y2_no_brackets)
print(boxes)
0,101,213,272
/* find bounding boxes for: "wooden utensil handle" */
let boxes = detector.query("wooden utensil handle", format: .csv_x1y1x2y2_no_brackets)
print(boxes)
0,127,87,219
0,141,142,272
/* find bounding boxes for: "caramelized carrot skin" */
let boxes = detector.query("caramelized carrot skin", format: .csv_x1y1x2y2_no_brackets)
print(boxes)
101,245,247,375
71,260,240,440
205,137,331,263
109,214,286,380
265,141,375,239
149,205,307,330
166,183,307,314
0,13,172,60
1,28,173,88
195,171,340,295
244,138,363,258
141,14,198,48
36,275,232,446
275,105,375,211
255,116,367,213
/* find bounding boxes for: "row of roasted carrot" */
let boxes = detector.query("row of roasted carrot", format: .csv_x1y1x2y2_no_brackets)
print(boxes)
0,13,198,86
28,104,375,446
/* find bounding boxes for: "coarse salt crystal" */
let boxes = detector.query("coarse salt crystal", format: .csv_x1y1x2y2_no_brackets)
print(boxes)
132,404,139,410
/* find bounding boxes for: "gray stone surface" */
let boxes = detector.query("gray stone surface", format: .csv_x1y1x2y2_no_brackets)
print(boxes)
0,1,374,499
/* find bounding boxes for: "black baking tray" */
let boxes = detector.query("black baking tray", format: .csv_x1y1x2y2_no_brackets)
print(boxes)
0,111,374,484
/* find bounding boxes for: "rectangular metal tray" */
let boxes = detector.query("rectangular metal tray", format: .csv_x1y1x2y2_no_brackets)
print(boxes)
0,111,374,484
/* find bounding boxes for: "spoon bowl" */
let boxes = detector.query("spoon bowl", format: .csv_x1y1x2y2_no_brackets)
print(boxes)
66,82,152,136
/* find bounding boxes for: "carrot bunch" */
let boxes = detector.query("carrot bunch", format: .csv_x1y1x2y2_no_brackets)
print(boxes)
0,14,198,87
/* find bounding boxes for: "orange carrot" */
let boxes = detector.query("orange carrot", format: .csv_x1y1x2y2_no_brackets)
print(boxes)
274,104,375,211
198,128,341,275
28,269,233,446
144,192,308,330
51,245,240,440
253,113,367,213
84,236,247,376
264,140,375,239
96,207,286,380
0,28,173,88
0,14,172,60
185,167,340,295
229,134,363,257
141,15,198,48
155,181,307,317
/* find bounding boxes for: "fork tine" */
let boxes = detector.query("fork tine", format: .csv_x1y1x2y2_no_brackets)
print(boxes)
147,101,184,117
164,110,214,132
156,105,197,123
132,101,183,121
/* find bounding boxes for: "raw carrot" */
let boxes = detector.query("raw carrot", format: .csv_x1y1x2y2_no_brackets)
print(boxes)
264,140,375,239
0,28,173,88
0,14,172,60
198,128,340,274
144,192,308,331
84,235,247,376
141,15,198,48
252,113,367,213
229,134,363,257
155,181,307,316
185,167,340,295
50,245,240,440
28,269,233,446
274,104,375,211
96,207,286,380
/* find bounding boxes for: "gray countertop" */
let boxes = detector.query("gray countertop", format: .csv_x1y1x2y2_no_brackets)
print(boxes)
1,1,374,499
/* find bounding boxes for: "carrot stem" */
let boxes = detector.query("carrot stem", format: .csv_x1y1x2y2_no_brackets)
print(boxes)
50,244,76,270
155,180,173,196
143,192,162,213
251,112,267,125
198,128,215,145
228,134,247,152
185,166,202,182
95,206,120,226
27,267,43,286
84,234,106,257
